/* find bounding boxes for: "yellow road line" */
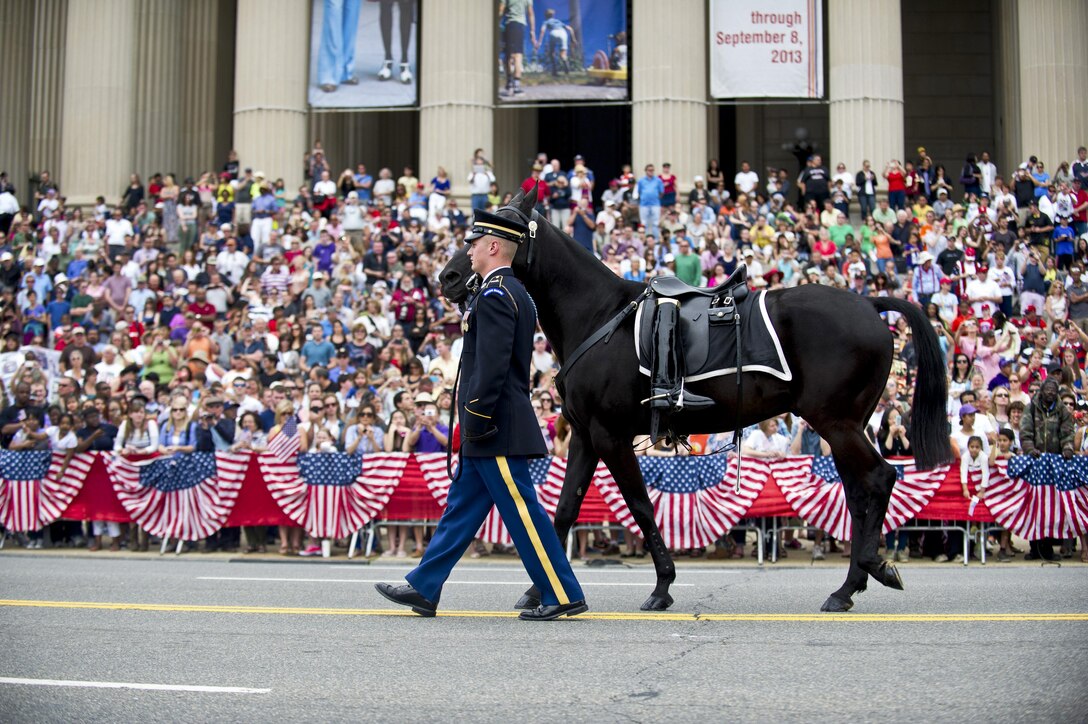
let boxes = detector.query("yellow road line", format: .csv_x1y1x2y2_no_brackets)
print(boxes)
0,600,1086,622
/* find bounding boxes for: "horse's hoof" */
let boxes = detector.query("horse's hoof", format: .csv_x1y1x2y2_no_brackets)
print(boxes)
880,562,905,591
640,593,674,611
514,593,541,610
820,595,853,613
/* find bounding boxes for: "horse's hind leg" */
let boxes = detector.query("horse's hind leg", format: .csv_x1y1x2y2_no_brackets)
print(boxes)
596,435,676,611
514,430,597,610
821,427,900,612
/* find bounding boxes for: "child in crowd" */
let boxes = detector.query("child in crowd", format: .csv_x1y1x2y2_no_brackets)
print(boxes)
988,428,1016,561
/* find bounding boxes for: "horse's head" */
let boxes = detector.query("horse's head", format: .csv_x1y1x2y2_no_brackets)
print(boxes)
438,186,539,305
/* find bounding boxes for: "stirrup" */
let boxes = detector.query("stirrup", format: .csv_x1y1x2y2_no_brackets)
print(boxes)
642,388,714,411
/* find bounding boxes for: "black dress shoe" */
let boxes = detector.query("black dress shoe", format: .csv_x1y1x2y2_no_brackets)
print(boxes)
374,582,438,617
518,600,588,621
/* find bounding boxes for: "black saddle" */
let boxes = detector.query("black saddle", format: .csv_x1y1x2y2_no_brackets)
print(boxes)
642,267,745,374
649,265,749,302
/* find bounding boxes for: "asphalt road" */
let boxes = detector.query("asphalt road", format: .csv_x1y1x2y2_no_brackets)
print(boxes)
1,553,1086,722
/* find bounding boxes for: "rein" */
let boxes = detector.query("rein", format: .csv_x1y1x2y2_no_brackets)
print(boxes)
554,287,651,397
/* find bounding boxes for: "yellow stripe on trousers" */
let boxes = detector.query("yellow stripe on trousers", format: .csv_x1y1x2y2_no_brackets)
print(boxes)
495,456,569,605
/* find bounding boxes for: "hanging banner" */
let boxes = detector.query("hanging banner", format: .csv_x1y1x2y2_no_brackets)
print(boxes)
308,0,419,109
498,0,628,104
709,0,823,99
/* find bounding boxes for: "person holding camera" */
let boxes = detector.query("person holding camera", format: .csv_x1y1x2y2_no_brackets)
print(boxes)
405,394,448,453
192,397,235,452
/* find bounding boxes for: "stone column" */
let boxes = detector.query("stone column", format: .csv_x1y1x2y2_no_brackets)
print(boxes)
133,1,182,182
828,0,904,174
417,0,493,204
29,0,68,196
233,0,308,192
631,0,708,192
60,0,137,206
1016,0,1088,169
180,0,235,178
0,0,35,204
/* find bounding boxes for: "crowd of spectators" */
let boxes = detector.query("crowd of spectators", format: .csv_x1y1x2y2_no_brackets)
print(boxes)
1,139,1087,562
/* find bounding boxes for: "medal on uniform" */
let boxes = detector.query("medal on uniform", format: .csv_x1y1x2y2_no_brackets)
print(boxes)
461,310,471,334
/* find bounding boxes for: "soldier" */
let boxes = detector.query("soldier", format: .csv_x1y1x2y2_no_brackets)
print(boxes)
377,209,586,620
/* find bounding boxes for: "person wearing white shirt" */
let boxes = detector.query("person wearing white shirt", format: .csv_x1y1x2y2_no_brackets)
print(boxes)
215,238,250,286
832,163,854,199
977,152,997,195
734,161,759,196
595,202,618,234
104,208,134,253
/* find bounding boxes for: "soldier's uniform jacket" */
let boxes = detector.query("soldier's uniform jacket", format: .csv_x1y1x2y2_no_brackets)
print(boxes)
459,267,548,458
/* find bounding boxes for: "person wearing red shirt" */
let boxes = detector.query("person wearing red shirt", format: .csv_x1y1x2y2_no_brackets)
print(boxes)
884,159,907,210
520,164,549,205
1072,178,1088,237
186,288,217,328
659,162,678,207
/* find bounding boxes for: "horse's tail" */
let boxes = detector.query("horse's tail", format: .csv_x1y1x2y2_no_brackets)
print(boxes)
869,297,954,469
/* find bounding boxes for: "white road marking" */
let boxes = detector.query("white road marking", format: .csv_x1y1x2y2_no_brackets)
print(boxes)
198,576,694,587
0,677,270,694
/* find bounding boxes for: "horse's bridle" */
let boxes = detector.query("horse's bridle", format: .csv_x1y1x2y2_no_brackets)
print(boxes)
497,203,544,276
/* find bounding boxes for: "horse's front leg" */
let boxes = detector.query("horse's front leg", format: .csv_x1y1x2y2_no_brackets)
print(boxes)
596,432,675,611
514,429,597,610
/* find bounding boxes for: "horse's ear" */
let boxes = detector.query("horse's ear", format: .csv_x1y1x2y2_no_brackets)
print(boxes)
521,183,538,213
509,188,526,208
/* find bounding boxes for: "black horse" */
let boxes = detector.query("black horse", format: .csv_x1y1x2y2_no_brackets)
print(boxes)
439,188,953,613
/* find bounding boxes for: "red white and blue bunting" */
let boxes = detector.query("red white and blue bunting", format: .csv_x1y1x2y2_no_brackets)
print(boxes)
257,451,408,539
769,456,949,540
107,452,249,541
0,450,95,533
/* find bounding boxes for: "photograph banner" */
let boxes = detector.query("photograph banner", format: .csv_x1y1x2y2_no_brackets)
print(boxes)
308,0,418,109
498,0,628,104
709,0,823,99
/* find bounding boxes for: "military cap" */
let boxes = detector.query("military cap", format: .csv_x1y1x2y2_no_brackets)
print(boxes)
465,209,528,244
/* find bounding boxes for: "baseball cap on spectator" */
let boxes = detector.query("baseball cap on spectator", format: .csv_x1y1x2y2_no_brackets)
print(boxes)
664,253,675,263
605,199,615,207
220,223,231,231
347,191,358,200
742,248,755,258
937,188,948,196
940,277,952,285
254,171,265,179
805,267,821,277
372,280,388,291
0,252,12,262
694,175,704,182
33,258,44,267
414,392,432,405
55,273,68,285
958,404,978,416
999,357,1014,368
533,333,547,343
223,400,240,410
313,271,325,280
1024,305,1038,314
71,326,86,335
918,251,934,264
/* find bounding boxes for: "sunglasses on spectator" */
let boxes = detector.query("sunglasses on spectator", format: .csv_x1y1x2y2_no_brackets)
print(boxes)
172,406,188,412
310,407,322,413
325,403,338,408
360,411,374,417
